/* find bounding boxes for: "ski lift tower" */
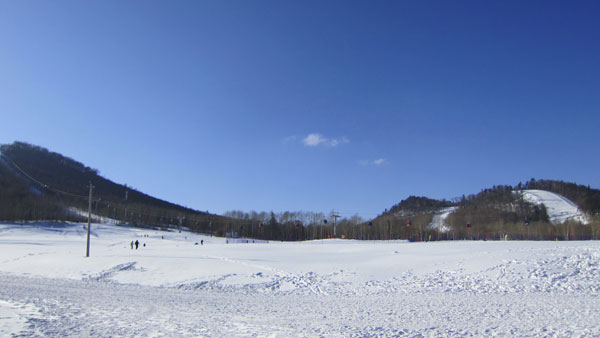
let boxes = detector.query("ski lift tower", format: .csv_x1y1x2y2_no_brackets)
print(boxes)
331,212,340,238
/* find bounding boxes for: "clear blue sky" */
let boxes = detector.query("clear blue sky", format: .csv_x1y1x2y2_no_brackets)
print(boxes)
1,1,598,219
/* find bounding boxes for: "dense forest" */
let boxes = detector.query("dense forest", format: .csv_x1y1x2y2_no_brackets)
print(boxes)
1,141,598,241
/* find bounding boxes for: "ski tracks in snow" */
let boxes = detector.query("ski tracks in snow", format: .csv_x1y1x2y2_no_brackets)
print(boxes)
78,247,600,298
2,273,599,337
171,254,332,295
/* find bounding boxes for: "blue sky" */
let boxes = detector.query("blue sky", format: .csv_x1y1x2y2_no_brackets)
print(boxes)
1,1,598,219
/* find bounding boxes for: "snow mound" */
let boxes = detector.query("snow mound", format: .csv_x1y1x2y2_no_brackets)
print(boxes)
521,189,590,224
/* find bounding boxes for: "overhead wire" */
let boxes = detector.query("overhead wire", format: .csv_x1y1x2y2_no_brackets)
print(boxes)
1,153,89,200
1,153,381,225
0,153,222,224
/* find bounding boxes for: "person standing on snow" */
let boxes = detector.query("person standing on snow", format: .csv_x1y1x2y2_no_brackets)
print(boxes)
135,240,139,250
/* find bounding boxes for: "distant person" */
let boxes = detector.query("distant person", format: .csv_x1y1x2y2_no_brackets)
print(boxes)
130,241,133,250
143,243,146,247
135,240,139,250
201,240,204,245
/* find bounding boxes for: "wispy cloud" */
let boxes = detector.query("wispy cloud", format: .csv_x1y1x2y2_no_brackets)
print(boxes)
373,158,387,166
302,133,349,147
359,158,388,167
282,135,297,144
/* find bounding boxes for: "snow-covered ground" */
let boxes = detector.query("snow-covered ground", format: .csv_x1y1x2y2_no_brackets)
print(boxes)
522,189,590,224
1,222,599,337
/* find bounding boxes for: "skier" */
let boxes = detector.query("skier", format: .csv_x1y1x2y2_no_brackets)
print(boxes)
130,241,133,250
135,240,139,249
201,240,204,245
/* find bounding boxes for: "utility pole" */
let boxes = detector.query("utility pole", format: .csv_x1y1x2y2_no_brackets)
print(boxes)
124,188,128,223
86,182,94,257
331,212,340,238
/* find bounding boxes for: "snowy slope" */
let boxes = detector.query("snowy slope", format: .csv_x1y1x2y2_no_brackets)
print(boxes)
428,206,457,233
1,222,599,337
67,207,122,225
521,189,590,224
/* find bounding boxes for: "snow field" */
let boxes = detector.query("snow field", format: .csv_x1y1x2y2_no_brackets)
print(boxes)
1,222,599,337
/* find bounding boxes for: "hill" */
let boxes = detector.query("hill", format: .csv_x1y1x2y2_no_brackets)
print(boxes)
373,182,599,241
0,141,227,233
1,141,598,241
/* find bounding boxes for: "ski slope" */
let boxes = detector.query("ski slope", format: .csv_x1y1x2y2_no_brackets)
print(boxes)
522,189,590,224
1,222,599,337
428,206,457,233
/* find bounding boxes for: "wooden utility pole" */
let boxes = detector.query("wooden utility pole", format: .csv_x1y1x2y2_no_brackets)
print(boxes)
86,182,94,257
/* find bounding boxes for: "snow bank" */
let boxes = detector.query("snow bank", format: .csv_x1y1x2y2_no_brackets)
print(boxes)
521,189,590,224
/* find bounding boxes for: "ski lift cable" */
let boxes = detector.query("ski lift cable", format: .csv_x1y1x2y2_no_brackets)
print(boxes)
1,154,89,200
335,211,381,216
1,154,196,220
2,155,239,227
3,154,205,218
2,154,382,225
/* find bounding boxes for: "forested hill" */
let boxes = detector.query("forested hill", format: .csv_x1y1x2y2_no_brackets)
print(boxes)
373,181,599,241
379,180,600,220
384,196,456,217
518,178,600,214
0,141,223,231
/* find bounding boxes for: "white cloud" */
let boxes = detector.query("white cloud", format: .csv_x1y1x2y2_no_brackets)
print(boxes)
302,133,349,147
373,158,387,166
303,133,327,146
329,136,349,147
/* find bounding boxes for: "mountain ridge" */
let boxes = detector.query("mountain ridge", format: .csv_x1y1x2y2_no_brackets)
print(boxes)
1,141,598,240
